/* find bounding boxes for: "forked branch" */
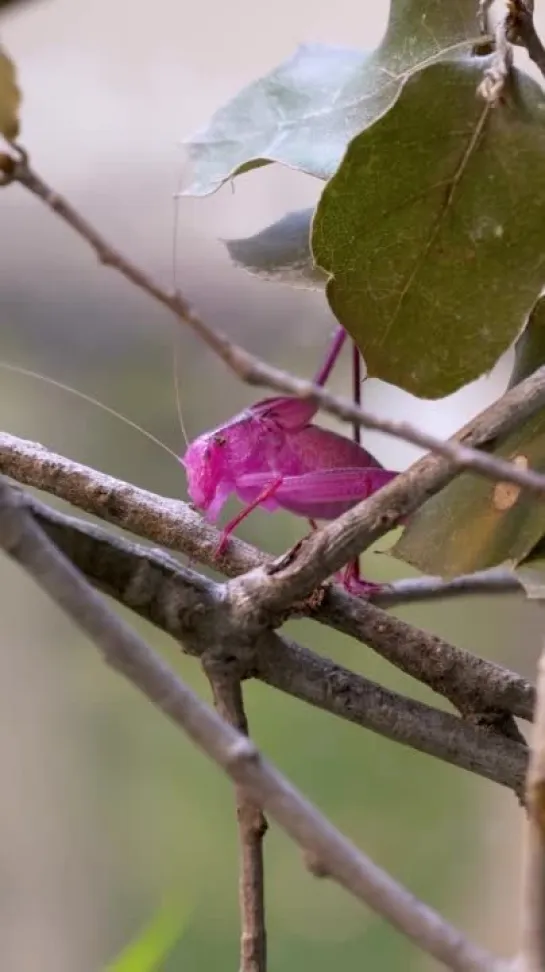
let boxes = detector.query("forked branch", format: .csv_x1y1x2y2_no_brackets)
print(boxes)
0,433,534,729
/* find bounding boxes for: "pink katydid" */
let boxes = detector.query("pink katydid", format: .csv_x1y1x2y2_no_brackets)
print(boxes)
181,326,399,595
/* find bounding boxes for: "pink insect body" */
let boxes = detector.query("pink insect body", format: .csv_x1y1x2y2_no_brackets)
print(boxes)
181,394,398,594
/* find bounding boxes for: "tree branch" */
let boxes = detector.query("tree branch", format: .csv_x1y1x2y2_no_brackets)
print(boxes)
1,432,534,728
0,475,508,972
5,154,545,499
204,660,268,972
23,488,529,793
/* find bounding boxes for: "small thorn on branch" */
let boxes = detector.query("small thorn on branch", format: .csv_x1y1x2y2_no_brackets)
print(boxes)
304,849,330,879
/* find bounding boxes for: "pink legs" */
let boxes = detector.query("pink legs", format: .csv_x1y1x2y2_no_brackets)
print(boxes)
215,476,283,557
312,338,380,598
312,325,347,386
307,515,380,597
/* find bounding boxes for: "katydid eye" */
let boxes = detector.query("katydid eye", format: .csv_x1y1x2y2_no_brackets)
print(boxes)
213,434,227,446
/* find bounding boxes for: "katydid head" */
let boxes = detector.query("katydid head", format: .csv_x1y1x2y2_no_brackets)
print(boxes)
181,430,231,521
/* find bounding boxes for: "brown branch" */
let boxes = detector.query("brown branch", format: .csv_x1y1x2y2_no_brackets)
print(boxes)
23,488,529,793
1,433,534,728
5,154,545,501
204,660,267,972
0,476,506,972
521,633,545,970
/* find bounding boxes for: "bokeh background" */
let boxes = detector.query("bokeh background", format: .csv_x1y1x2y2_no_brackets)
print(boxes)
1,1,544,969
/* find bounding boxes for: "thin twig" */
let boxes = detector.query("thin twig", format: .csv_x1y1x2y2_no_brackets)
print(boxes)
1,434,534,728
204,660,267,972
521,632,545,971
0,476,507,971
21,487,529,793
6,155,545,501
371,568,522,606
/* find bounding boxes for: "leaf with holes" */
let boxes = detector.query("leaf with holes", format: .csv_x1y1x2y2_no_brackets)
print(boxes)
224,209,326,289
312,57,545,399
181,0,481,196
0,46,20,139
393,296,545,577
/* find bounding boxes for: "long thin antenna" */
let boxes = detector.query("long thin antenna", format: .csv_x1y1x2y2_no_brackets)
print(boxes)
170,150,190,448
0,361,180,464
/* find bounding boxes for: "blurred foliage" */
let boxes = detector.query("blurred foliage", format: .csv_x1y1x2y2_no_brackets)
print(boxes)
0,0,37,12
105,898,189,972
0,45,19,138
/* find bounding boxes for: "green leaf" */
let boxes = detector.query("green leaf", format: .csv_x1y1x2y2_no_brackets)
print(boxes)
312,58,545,399
105,899,189,972
393,409,545,576
393,297,545,577
181,0,480,196
516,554,545,599
509,296,545,390
224,209,326,289
0,46,20,139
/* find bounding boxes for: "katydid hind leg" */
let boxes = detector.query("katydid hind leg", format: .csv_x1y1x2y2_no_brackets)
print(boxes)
236,466,398,520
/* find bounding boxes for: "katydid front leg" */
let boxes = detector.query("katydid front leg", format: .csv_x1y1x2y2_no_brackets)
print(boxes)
215,475,283,557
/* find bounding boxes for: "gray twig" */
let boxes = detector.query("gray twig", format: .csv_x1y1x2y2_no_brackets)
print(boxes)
0,476,505,972
372,568,522,606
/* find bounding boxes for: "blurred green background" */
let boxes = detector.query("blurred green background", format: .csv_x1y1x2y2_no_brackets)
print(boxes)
1,1,544,969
